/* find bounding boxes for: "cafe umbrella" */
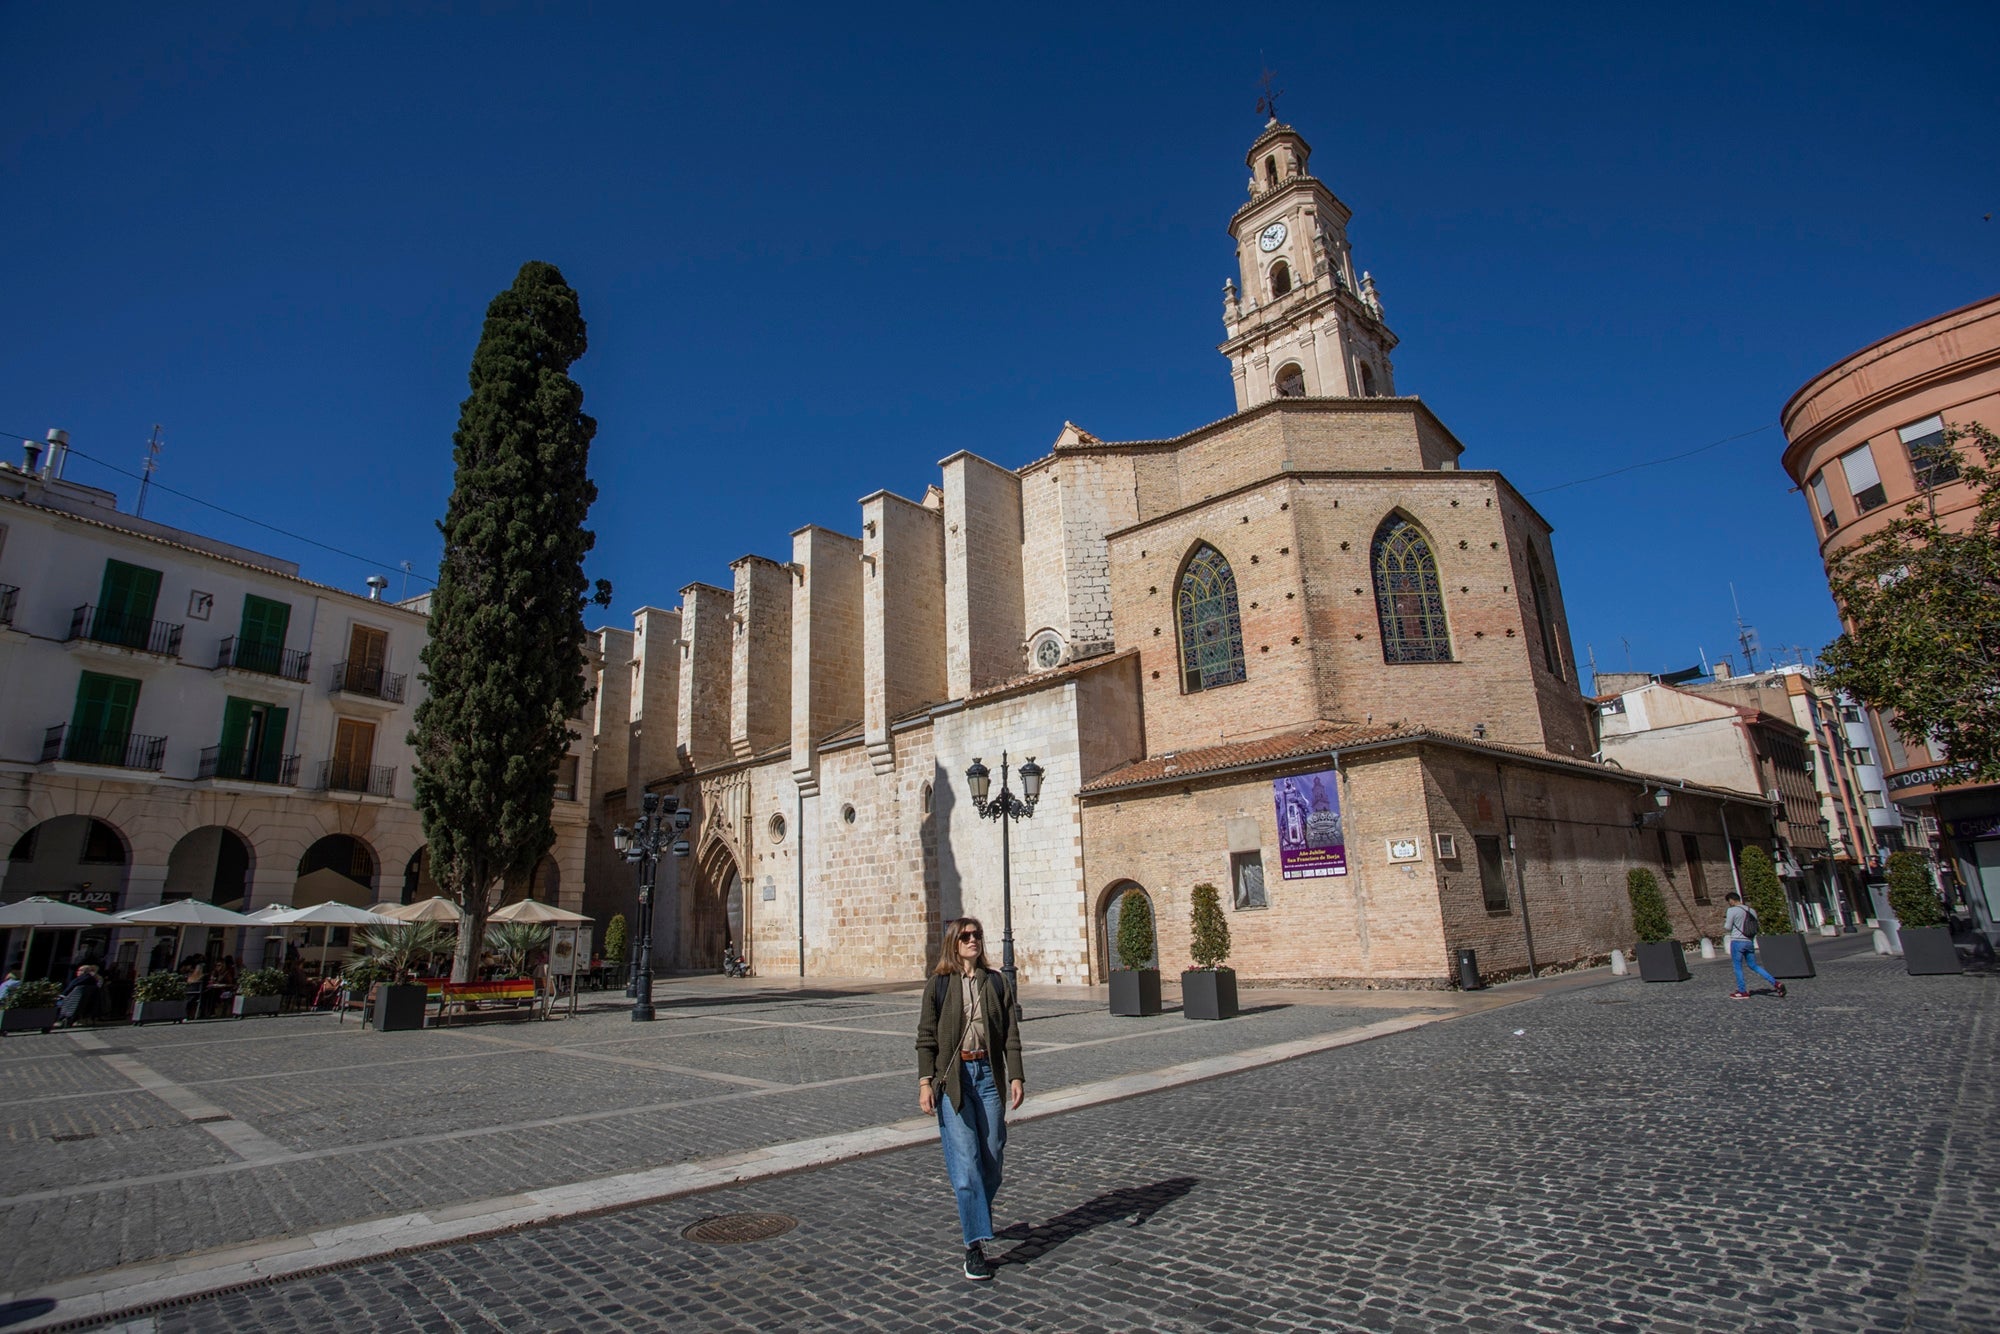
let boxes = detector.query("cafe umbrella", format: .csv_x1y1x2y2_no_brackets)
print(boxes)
114,900,259,975
0,896,121,982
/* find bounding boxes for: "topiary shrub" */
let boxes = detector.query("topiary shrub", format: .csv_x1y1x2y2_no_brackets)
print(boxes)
237,968,287,998
604,913,628,965
6,979,61,1010
133,970,188,1003
1115,888,1156,971
1188,883,1231,970
1627,868,1673,944
1738,846,1794,935
1887,850,1945,929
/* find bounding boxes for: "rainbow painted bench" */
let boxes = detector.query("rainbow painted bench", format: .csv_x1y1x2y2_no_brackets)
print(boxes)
437,978,540,1024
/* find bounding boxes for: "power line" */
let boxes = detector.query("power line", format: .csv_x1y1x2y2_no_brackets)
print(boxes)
1524,424,1780,497
2,426,437,587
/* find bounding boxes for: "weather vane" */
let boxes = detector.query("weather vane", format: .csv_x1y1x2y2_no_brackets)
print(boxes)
1256,67,1284,122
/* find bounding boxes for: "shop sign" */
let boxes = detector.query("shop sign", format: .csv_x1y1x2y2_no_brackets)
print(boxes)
1887,762,1976,792
1943,815,2000,841
62,890,118,912
1274,767,1346,879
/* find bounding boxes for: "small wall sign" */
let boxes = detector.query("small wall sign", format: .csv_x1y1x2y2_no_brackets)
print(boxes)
1385,837,1422,863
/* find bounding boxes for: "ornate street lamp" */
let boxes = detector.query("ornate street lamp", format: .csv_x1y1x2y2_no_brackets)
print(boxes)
965,751,1044,1016
613,791,693,1022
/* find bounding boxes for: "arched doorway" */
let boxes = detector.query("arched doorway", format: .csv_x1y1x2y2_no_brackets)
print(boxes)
295,835,377,907
165,827,253,908
1097,880,1157,979
401,847,442,905
4,816,127,981
685,842,743,971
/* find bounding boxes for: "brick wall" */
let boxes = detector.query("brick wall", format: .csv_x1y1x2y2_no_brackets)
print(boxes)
862,491,945,773
942,451,1025,695
730,555,792,759
789,526,864,795
676,583,733,771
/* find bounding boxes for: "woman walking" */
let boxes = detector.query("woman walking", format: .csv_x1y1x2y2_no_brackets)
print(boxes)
916,916,1024,1281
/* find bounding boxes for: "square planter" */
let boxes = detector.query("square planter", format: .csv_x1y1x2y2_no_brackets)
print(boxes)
1181,969,1238,1021
233,994,282,1018
133,999,186,1025
372,982,430,1032
0,1007,59,1035
1635,941,1690,983
1109,969,1162,1017
1757,934,1816,979
1900,926,1963,976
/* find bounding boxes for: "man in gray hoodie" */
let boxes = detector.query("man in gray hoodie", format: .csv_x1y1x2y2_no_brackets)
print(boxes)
1723,892,1785,1000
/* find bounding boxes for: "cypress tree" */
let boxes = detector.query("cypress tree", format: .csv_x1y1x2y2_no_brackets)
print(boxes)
1738,846,1794,935
1627,868,1672,944
1116,888,1157,972
413,261,607,982
1187,883,1232,970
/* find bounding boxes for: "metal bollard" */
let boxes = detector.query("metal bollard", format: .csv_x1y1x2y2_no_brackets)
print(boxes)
1456,948,1484,990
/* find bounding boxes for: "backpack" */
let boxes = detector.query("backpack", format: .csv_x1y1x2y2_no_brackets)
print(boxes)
1739,906,1759,941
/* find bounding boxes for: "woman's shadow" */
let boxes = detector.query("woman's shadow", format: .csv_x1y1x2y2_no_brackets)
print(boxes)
992,1177,1197,1267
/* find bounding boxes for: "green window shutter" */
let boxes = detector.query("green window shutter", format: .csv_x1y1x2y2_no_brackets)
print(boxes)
257,705,289,782
237,595,291,673
218,698,254,780
95,560,163,646
70,673,140,762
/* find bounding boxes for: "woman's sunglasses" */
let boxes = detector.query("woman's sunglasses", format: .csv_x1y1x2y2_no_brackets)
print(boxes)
958,930,983,941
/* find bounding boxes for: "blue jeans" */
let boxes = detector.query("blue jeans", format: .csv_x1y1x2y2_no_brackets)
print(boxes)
937,1057,1006,1246
1730,940,1778,992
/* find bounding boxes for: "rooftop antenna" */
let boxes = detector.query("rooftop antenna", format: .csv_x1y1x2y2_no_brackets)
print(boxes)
1586,643,1598,695
1699,645,1711,676
399,560,413,602
134,424,164,518
1730,583,1760,673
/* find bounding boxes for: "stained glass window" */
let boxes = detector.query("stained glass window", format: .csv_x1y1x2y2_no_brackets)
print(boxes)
1178,543,1247,692
1372,517,1452,663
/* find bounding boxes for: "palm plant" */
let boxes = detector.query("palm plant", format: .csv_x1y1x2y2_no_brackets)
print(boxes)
358,920,453,979
484,921,551,978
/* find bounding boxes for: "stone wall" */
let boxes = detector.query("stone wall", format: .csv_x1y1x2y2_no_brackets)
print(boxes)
628,608,680,791
942,451,1025,694
676,583,733,772
861,492,945,774
730,555,792,759
789,526,864,795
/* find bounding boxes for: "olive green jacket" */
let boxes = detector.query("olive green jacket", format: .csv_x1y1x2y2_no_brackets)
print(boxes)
915,967,1024,1112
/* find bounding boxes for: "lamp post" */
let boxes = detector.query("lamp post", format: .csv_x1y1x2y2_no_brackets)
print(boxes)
613,791,693,1022
964,751,1044,1017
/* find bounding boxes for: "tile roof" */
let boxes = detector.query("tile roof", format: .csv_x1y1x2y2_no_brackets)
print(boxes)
964,649,1139,704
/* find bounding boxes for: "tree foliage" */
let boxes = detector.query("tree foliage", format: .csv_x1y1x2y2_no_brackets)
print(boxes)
1115,888,1157,972
1818,422,2000,784
1627,868,1673,943
484,921,552,978
358,921,452,979
1187,882,1232,971
1887,850,1945,929
603,912,628,965
1737,845,1794,936
412,261,607,982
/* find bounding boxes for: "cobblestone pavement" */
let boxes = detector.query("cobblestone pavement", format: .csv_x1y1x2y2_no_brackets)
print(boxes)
0,976,1448,1294
107,947,1997,1333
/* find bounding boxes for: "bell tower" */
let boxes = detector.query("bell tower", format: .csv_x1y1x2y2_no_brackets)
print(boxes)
1219,119,1399,410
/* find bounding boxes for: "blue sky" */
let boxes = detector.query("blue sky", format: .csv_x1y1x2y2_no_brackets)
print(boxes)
3,2,1994,687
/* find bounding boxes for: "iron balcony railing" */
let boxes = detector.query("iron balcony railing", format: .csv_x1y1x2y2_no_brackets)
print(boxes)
68,604,184,657
216,636,311,682
198,745,301,786
0,584,16,626
42,724,168,771
319,759,396,796
331,660,406,703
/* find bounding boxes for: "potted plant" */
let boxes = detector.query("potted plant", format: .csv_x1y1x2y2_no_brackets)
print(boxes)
1181,883,1238,1021
1740,846,1813,979
1887,850,1960,975
604,912,628,986
1628,868,1688,982
1108,888,1162,1017
132,970,190,1024
233,967,286,1018
1,979,63,1034
485,921,551,979
358,922,447,1032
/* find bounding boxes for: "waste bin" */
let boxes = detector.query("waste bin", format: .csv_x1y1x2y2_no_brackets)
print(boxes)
1456,948,1484,990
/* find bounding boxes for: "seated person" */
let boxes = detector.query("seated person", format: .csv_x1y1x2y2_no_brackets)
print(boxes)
312,972,344,1011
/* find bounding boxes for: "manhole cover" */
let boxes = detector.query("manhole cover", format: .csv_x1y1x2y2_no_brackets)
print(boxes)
680,1213,797,1245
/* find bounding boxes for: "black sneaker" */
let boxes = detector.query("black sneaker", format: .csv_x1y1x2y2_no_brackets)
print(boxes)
963,1243,994,1281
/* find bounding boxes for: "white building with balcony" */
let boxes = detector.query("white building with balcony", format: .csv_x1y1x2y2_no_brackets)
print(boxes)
0,447,589,982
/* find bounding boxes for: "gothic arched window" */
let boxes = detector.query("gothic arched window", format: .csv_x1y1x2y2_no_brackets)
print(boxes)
1177,543,1247,693
1528,547,1564,680
1358,363,1377,397
1270,260,1293,297
1372,516,1452,663
1275,363,1306,398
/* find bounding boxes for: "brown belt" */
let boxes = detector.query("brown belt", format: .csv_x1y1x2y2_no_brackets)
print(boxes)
959,1049,988,1061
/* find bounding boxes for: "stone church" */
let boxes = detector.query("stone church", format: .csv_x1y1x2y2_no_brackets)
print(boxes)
584,118,1775,987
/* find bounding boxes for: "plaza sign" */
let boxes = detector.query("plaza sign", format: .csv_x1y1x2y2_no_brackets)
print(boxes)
1887,762,1976,792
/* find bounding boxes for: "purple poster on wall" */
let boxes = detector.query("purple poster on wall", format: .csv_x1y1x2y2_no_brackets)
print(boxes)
1273,768,1347,879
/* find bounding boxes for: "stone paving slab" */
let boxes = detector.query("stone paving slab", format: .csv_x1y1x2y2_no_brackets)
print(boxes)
0,974,1475,1299
46,946,1991,1334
